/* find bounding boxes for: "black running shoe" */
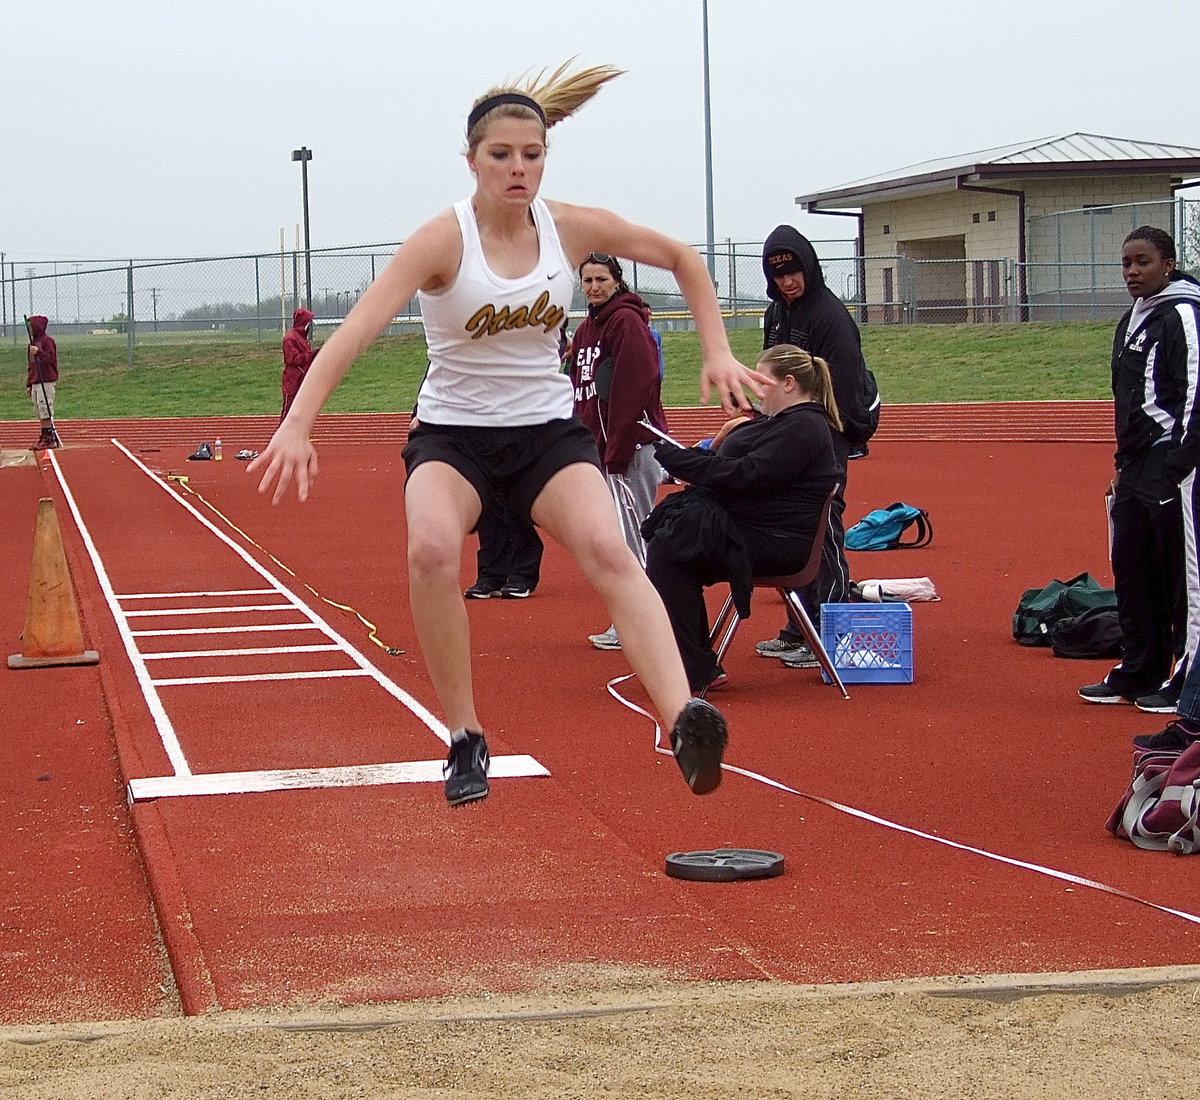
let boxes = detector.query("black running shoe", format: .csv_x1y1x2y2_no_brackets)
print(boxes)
1078,681,1133,704
444,732,489,805
500,582,532,599
670,699,728,795
188,442,213,461
1135,688,1180,714
705,667,729,692
1133,722,1198,751
464,579,504,599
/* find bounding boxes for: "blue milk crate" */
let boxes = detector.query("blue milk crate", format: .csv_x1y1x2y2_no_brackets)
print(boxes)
819,602,914,684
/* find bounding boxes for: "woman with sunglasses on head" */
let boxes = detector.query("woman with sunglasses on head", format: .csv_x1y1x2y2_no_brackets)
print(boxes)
569,251,669,652
250,62,765,805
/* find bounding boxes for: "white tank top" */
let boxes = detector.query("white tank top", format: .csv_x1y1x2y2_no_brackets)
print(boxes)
416,197,574,426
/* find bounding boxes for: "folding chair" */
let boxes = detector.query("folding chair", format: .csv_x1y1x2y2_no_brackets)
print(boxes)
704,482,850,700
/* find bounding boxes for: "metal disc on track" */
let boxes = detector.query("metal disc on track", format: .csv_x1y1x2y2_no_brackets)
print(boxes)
664,849,785,882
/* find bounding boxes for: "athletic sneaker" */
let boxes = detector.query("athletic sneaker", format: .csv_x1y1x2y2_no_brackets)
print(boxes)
1078,681,1134,704
500,582,533,599
704,667,729,692
755,637,808,659
848,444,869,460
464,579,504,599
588,629,621,650
780,644,821,670
1132,721,1200,751
188,442,213,461
444,731,489,806
1135,688,1180,714
670,698,728,795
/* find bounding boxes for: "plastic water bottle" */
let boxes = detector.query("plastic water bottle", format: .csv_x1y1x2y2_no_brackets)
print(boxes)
214,437,223,460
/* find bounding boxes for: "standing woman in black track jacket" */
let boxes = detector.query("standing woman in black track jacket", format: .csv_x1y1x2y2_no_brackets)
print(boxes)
1080,225,1200,710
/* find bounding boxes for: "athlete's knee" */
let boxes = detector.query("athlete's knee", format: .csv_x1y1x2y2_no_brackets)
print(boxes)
407,526,462,583
576,528,638,578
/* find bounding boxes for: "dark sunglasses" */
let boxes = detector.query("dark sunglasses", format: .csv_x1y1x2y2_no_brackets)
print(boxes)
581,252,624,281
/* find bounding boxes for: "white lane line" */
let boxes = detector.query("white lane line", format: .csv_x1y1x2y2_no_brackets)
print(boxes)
127,755,550,801
132,623,322,637
153,669,373,687
110,439,448,743
117,589,277,599
122,604,295,617
142,644,343,660
46,450,192,777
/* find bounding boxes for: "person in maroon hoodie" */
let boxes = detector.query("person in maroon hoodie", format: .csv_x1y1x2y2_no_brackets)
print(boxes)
280,308,317,422
26,315,60,450
568,252,668,650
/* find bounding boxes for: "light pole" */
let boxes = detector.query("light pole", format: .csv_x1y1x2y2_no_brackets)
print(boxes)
701,0,716,282
291,146,313,309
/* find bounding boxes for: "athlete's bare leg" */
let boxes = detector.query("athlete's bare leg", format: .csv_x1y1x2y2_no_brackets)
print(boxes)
404,462,484,734
532,462,692,728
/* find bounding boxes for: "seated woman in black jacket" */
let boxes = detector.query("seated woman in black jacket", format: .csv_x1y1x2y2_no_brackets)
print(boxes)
645,344,841,693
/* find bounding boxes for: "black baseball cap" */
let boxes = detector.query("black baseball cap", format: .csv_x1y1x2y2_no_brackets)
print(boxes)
766,250,804,277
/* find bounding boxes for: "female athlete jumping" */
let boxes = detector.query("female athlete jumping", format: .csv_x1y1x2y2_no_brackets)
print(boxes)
250,62,765,804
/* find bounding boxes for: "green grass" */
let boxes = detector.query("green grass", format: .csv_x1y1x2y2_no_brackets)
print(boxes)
0,320,1115,420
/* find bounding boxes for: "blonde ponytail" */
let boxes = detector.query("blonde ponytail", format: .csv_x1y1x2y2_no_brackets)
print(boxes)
757,344,843,432
466,60,623,150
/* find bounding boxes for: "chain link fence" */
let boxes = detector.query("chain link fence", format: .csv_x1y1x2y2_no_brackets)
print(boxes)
1024,197,1198,320
4,195,1197,351
0,239,810,353
0,245,411,353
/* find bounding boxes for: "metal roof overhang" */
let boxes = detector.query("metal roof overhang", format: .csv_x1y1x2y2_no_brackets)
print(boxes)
797,158,1200,212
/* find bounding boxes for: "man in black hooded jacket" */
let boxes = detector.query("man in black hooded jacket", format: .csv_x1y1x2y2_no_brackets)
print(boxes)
756,225,877,667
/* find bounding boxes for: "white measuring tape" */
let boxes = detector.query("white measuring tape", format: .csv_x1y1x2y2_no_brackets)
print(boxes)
606,674,1200,927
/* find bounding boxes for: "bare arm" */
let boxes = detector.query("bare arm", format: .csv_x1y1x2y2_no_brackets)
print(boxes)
550,201,767,414
248,211,461,502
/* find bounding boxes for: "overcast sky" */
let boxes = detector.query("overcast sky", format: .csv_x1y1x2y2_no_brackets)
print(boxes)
6,0,1199,262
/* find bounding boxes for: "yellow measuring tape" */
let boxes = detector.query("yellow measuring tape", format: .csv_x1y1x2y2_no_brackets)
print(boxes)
164,473,405,655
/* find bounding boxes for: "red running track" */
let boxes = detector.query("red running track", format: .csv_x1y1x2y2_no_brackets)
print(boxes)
5,404,1200,1024
0,399,1114,454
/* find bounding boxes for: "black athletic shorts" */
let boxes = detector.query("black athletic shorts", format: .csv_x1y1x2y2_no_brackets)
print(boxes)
402,417,602,519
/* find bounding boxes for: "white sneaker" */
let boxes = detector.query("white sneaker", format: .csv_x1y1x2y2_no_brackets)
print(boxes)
779,644,821,669
755,638,808,659
588,629,621,650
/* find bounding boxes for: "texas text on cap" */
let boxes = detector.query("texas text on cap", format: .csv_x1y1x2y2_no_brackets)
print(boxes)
767,250,804,276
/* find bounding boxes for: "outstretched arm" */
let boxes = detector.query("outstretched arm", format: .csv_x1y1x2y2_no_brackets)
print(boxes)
551,202,768,415
248,212,459,502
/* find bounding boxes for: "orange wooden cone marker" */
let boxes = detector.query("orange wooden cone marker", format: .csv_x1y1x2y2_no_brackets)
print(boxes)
8,498,100,669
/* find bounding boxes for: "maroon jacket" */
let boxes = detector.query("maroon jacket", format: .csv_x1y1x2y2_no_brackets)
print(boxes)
282,308,317,395
26,316,58,386
569,291,666,475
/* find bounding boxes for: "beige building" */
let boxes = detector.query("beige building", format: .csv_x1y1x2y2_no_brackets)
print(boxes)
797,134,1200,322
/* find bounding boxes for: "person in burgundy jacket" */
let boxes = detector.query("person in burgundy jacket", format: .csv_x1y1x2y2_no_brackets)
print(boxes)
568,252,669,650
280,308,317,422
26,315,60,450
